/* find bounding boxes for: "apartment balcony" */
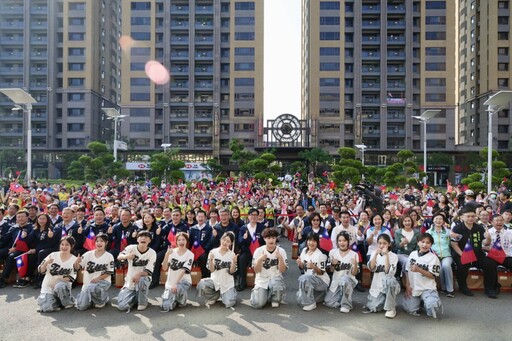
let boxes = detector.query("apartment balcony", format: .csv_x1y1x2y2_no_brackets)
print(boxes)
362,5,381,13
387,4,406,13
362,21,381,29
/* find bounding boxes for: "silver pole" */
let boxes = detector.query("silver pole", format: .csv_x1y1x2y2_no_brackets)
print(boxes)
26,103,32,182
487,108,493,194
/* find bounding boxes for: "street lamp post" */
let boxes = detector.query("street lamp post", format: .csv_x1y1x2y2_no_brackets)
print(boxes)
0,88,37,182
412,109,441,185
161,143,172,152
102,108,127,162
355,144,367,166
483,91,512,193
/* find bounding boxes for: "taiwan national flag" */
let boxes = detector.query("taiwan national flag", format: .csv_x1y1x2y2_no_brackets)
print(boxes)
249,237,260,255
84,230,96,251
319,232,333,252
351,243,363,262
15,253,29,277
15,231,30,252
167,227,177,248
192,241,205,261
9,182,24,193
120,231,128,252
461,239,477,265
487,238,507,264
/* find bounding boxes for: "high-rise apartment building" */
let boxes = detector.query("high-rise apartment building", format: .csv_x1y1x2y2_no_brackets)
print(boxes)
302,0,459,161
458,0,512,149
0,0,263,177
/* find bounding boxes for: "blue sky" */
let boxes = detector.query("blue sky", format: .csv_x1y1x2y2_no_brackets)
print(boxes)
264,0,301,120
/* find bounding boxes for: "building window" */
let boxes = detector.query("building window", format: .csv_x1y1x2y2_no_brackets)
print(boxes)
234,32,255,40
234,47,254,56
235,2,255,10
425,93,446,102
425,16,446,25
425,32,446,40
131,17,151,25
68,17,85,25
235,17,255,25
67,123,84,132
499,1,509,9
130,123,150,132
131,108,150,117
498,63,509,71
68,93,84,101
130,93,150,101
130,78,151,86
68,48,85,56
68,33,85,41
498,16,509,25
320,78,340,86
131,32,150,40
425,78,446,86
320,32,340,40
498,78,509,87
69,3,85,10
68,78,84,86
320,47,340,56
498,32,509,40
425,62,446,71
320,2,340,10
498,47,509,56
425,1,446,9
498,125,509,133
320,17,340,25
68,108,84,117
319,62,340,71
130,62,145,71
234,63,255,71
68,63,85,71
68,139,86,147
131,2,151,10
234,78,254,86
425,47,446,56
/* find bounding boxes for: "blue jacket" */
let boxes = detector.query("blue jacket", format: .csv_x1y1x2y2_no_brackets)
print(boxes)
189,224,214,253
238,222,266,255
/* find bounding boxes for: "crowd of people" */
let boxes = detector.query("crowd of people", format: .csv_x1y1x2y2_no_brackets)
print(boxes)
0,177,511,318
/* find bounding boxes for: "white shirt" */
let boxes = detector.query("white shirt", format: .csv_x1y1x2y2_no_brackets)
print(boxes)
368,250,398,298
207,247,236,294
328,248,358,292
330,224,361,247
299,248,329,285
79,250,115,289
488,227,512,257
121,244,156,290
366,227,394,255
165,248,194,288
252,245,288,289
406,251,440,296
40,252,77,295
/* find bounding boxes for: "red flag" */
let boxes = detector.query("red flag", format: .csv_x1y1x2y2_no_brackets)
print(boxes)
202,199,210,212
319,232,333,252
488,238,506,264
351,243,363,262
192,241,205,261
427,199,435,207
84,230,96,251
389,193,398,200
15,253,29,277
9,182,24,193
15,231,30,252
167,227,176,248
249,237,260,255
120,231,128,252
461,239,477,265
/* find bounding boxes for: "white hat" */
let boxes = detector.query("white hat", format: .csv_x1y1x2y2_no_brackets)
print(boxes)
465,190,474,196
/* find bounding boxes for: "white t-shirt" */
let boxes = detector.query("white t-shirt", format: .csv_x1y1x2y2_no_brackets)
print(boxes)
366,227,394,255
80,250,115,289
121,244,156,290
328,248,358,292
165,248,194,289
488,227,512,257
330,224,360,247
367,250,398,298
299,248,329,285
252,245,288,289
40,252,77,295
207,247,236,294
406,251,440,296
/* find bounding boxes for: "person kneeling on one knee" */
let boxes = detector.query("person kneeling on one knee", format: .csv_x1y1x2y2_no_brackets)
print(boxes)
250,228,288,309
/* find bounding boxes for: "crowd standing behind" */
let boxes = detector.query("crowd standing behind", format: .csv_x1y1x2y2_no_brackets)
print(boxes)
0,177,512,318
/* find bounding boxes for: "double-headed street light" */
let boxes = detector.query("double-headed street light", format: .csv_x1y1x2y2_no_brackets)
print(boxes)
484,90,512,194
102,108,127,162
355,144,367,167
161,143,172,152
412,109,441,185
0,88,37,182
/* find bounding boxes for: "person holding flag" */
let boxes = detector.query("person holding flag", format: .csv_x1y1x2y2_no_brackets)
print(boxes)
197,232,238,308
0,210,33,288
296,233,329,311
237,208,265,291
110,208,138,261
451,207,498,298
75,208,111,256
324,231,359,313
483,214,512,271
212,208,239,249
189,210,214,280
150,208,188,289
76,233,115,310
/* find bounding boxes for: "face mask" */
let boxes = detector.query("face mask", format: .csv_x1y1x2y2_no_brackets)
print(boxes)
266,204,272,209
244,202,249,207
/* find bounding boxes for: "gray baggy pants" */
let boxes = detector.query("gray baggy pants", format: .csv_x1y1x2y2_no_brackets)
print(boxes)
250,275,286,308
37,282,75,312
116,276,151,311
161,280,191,312
76,280,111,310
296,274,328,306
196,278,237,308
324,275,357,310
403,289,442,318
365,275,401,312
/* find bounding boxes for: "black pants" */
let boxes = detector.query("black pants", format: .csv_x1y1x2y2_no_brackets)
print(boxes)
196,252,210,279
1,250,23,280
453,253,498,291
27,248,56,279
237,252,253,287
151,249,167,286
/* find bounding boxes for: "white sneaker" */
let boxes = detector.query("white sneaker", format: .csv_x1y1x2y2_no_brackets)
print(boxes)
271,302,280,308
385,310,396,319
340,307,350,313
94,302,106,308
303,303,317,311
63,304,75,309
137,305,147,311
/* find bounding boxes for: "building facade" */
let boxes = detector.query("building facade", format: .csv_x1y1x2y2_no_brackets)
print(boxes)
0,0,264,178
302,0,468,163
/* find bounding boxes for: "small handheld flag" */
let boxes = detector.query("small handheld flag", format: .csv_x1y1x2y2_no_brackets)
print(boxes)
249,237,260,255
487,235,506,264
15,253,29,277
319,232,333,252
461,239,477,265
167,227,177,248
84,230,96,251
192,240,205,261
351,243,363,262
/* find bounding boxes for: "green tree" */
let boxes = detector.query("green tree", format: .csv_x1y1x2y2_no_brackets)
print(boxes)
66,141,129,181
229,139,257,174
202,158,224,178
331,147,363,185
150,148,185,183
298,147,333,177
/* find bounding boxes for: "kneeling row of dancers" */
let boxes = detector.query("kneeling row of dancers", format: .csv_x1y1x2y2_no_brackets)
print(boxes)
36,229,442,318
